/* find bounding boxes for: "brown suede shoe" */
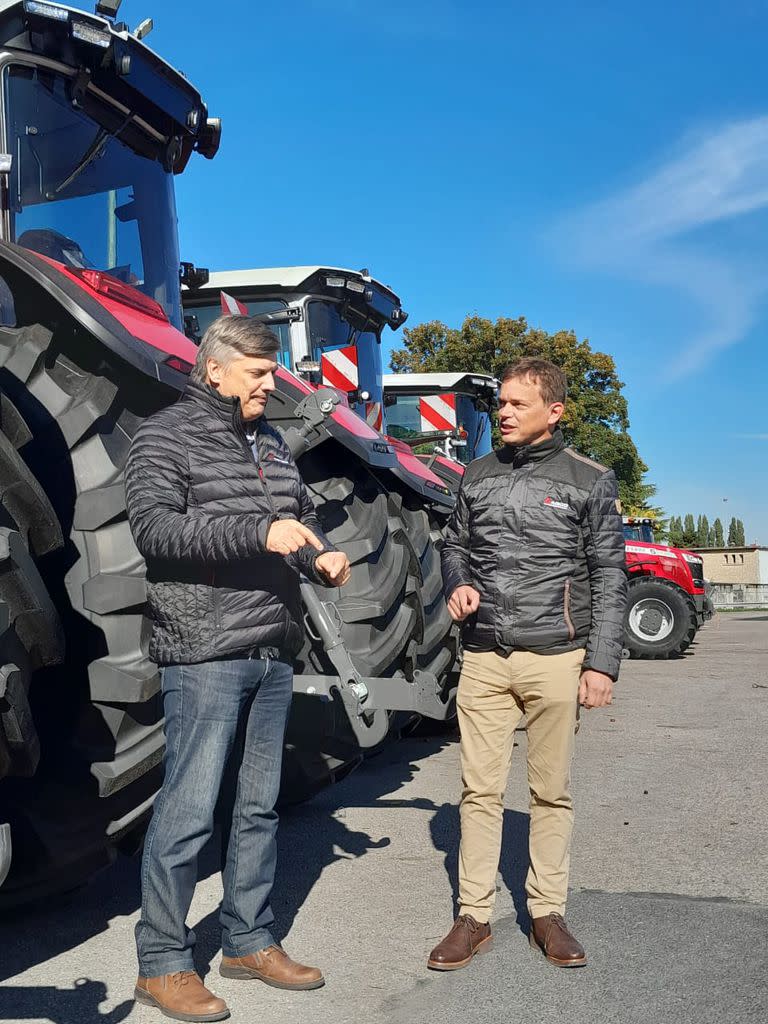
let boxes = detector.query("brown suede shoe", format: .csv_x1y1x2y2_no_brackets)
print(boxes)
427,915,492,970
134,971,230,1022
219,946,324,990
529,913,587,967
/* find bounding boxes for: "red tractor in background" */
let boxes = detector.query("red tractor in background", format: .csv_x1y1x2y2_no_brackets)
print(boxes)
621,516,713,659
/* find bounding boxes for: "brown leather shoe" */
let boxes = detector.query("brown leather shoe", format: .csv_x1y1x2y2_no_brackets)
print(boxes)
529,913,587,967
219,946,324,990
134,972,230,1022
427,915,492,970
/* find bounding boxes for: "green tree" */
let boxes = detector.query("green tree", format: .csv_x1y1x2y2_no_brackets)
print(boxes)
696,514,710,547
682,513,697,547
668,516,683,547
391,316,656,509
713,518,725,546
727,517,739,546
736,518,746,545
707,525,716,547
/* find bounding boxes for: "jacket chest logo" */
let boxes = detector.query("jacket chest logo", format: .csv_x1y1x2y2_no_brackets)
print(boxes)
265,452,292,466
543,496,573,512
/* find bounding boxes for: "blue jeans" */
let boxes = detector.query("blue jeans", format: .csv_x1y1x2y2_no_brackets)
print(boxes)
135,656,293,976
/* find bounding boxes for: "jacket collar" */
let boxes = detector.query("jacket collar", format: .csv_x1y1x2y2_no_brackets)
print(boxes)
500,427,565,468
183,379,262,439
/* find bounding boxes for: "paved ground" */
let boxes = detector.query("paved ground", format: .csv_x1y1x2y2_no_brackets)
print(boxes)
1,612,767,1024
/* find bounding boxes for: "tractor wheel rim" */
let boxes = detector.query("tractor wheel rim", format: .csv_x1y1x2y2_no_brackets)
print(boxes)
629,598,675,641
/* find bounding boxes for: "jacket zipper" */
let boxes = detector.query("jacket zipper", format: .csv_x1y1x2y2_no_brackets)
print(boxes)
563,579,575,641
248,426,279,519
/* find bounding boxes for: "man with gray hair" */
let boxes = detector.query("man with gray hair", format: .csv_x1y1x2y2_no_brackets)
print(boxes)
125,315,350,1022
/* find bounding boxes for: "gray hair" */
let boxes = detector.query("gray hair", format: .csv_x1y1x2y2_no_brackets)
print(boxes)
191,314,280,383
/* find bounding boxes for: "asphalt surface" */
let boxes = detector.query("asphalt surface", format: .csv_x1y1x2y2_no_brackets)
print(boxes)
1,611,766,1024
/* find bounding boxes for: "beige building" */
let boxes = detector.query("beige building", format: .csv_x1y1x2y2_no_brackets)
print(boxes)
692,546,768,585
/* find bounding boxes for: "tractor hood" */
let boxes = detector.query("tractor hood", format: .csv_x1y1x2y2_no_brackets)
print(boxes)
0,240,194,387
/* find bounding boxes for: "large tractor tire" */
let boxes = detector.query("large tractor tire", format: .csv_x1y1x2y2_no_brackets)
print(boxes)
0,316,172,908
280,440,447,802
0,311,449,899
624,577,698,660
280,441,418,801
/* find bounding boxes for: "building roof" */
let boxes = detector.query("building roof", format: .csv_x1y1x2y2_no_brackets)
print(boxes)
690,546,767,553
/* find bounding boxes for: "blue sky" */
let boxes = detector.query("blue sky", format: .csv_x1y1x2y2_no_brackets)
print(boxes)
138,0,766,541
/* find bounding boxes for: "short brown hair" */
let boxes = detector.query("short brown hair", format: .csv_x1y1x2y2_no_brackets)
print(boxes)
191,315,280,383
501,358,567,405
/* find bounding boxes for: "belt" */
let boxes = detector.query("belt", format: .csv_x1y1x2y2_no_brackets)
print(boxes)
243,645,283,661
210,644,285,663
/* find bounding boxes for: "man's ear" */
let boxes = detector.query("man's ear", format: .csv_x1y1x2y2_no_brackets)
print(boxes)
548,402,565,427
206,357,223,387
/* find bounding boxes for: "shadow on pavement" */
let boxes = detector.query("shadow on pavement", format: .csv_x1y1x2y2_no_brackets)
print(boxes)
190,732,455,980
0,978,133,1024
428,802,531,931
0,731,454,1016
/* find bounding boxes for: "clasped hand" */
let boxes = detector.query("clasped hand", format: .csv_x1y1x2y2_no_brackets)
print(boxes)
265,519,350,586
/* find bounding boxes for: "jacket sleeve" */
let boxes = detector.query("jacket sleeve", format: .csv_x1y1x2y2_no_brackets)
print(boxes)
125,417,275,565
441,478,473,598
286,480,339,586
580,470,628,680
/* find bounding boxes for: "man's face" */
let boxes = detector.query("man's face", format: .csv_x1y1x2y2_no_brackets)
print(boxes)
497,374,564,447
207,354,277,421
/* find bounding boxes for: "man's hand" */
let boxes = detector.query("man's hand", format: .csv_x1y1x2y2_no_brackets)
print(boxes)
447,585,481,622
578,669,613,709
315,551,351,586
266,519,324,556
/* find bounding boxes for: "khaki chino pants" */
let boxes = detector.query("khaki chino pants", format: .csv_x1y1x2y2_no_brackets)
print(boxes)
456,647,585,923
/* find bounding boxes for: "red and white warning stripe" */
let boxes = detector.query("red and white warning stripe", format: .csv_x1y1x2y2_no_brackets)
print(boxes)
419,393,457,433
220,290,249,315
321,345,359,392
365,401,383,431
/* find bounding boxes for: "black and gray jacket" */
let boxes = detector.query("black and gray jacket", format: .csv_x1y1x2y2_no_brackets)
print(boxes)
125,380,336,666
441,429,628,680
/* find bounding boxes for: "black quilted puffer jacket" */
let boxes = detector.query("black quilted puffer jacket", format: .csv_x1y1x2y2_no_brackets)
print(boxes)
125,380,335,665
441,429,628,680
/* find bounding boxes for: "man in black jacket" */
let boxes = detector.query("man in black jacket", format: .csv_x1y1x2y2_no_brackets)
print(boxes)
125,316,350,1022
428,358,627,972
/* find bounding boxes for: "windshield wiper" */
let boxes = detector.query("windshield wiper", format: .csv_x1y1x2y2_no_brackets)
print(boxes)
48,111,133,198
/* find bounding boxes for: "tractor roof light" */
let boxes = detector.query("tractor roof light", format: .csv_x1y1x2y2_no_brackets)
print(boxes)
134,17,153,39
325,276,345,288
95,0,123,18
345,279,366,294
71,18,112,47
195,118,222,160
24,1,68,21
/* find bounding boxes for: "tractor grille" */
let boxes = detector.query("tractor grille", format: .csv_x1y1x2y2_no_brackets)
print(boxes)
688,558,704,587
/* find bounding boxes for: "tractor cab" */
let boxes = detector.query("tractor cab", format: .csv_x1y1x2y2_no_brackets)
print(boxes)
0,0,219,331
382,372,498,465
622,516,657,544
182,266,408,429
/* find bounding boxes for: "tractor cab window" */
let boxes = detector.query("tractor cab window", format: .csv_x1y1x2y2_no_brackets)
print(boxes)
184,298,292,367
623,523,656,543
3,64,183,326
307,300,380,401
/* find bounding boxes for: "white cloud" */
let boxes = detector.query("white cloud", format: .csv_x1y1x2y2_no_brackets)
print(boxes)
555,117,768,377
